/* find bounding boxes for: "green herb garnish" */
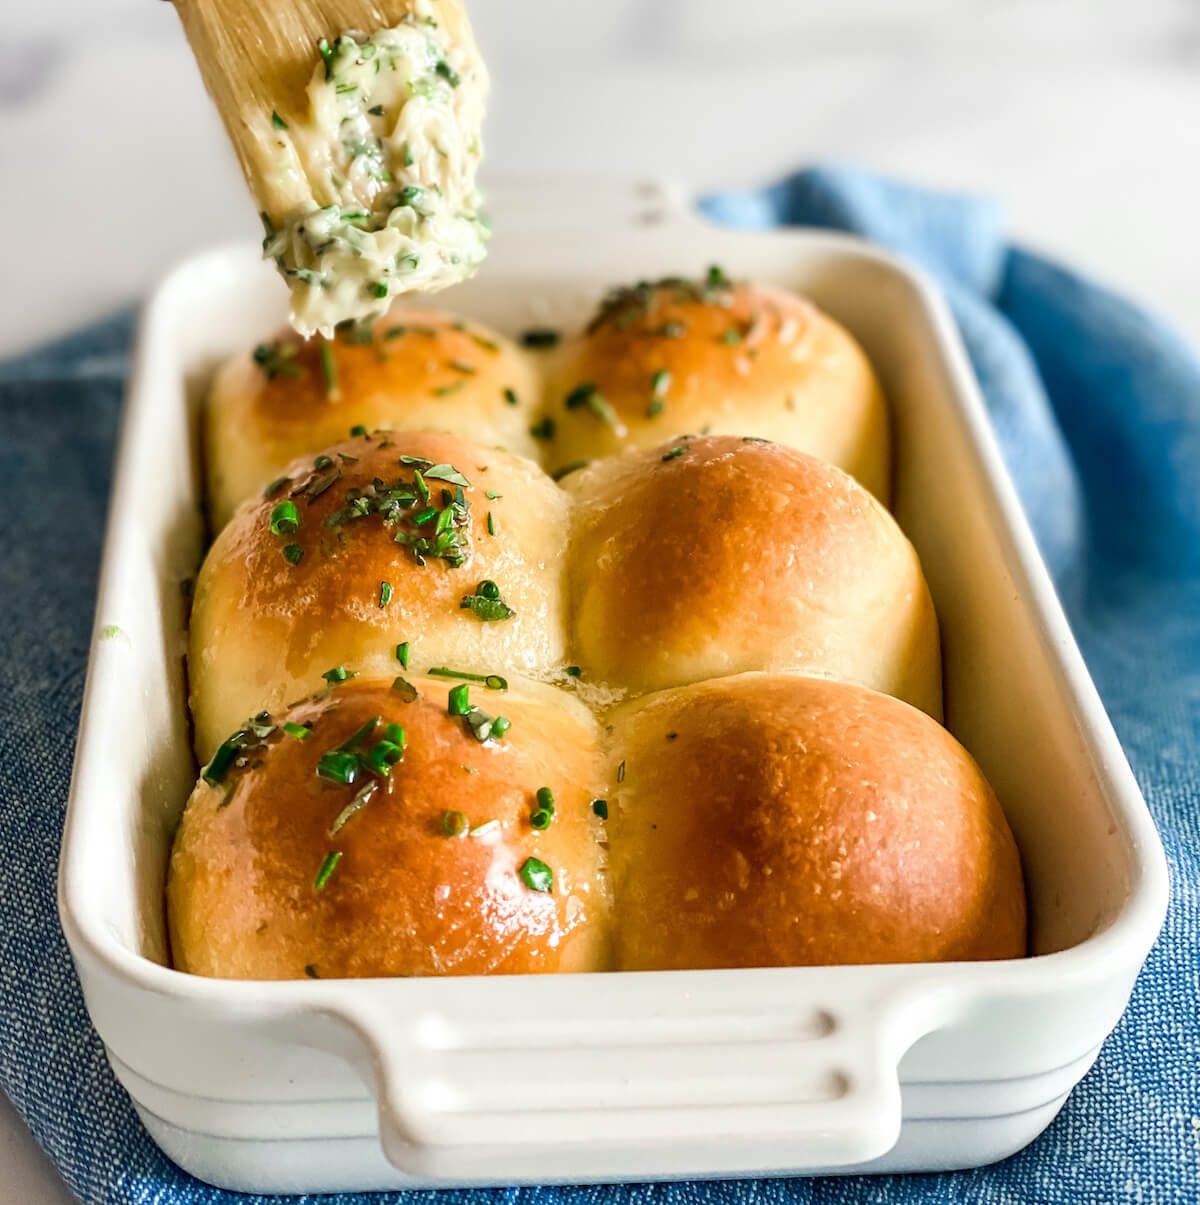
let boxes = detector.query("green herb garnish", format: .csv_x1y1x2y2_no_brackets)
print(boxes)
329,779,378,835
435,59,461,87
269,500,299,535
486,511,496,536
319,339,340,398
592,798,608,819
552,460,589,481
321,665,356,685
519,857,553,893
395,641,410,668
530,418,555,440
283,721,311,740
661,446,687,463
252,341,303,381
378,581,393,608
313,851,342,891
283,543,304,565
520,328,561,349
263,476,289,498
503,387,519,406
564,382,620,427
460,580,516,622
271,110,288,130
428,667,507,690
391,676,419,702
442,809,469,837
350,424,368,437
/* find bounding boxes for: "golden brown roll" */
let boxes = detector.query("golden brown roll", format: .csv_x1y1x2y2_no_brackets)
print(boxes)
607,674,1026,971
169,676,611,979
541,273,889,498
206,308,540,528
563,435,941,715
190,430,568,760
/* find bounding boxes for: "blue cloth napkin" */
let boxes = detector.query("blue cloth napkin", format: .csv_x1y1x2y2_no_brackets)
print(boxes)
1,166,1197,1204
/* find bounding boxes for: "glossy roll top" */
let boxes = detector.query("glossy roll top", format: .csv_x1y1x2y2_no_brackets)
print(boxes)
607,674,1027,971
169,676,611,980
206,308,540,528
190,429,568,760
541,273,890,498
564,435,941,714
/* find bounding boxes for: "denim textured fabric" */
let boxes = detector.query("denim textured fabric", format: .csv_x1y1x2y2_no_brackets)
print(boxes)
0,167,1195,1203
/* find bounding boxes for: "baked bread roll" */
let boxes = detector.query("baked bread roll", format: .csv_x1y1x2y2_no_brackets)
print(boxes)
608,674,1026,971
541,272,889,498
206,309,540,528
190,430,568,760
169,676,610,979
564,435,941,715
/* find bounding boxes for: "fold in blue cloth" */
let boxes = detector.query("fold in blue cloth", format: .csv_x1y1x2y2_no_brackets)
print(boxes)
1,167,1196,1203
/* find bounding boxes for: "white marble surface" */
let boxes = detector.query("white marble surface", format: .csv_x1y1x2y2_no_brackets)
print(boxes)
3,1,1200,1199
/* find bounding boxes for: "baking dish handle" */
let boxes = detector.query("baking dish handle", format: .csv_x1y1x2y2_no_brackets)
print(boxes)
343,971,944,1181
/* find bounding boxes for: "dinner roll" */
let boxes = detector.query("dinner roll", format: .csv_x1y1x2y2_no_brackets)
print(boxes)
190,430,568,760
563,435,941,715
169,676,611,979
206,308,540,527
608,674,1026,971
541,272,889,498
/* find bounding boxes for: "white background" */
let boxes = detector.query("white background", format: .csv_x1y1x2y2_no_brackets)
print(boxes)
2,0,1199,1198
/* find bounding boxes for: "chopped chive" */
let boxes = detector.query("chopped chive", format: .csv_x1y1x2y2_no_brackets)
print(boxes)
283,543,304,565
720,328,742,346
592,798,609,819
271,110,288,130
490,715,511,739
368,103,384,116
646,400,664,418
462,764,479,774
427,667,508,690
485,490,502,500
350,424,368,437
435,59,461,86
448,683,471,715
460,580,516,622
384,722,406,746
263,476,289,499
322,665,356,685
378,581,393,608
313,851,342,890
442,809,469,837
530,809,552,831
651,369,671,396
368,281,389,299
617,760,627,783
329,780,378,835
304,964,319,978
319,339,340,398
317,750,358,785
565,665,582,678
449,359,476,375
503,387,519,406
391,675,418,703
486,511,496,536
530,418,555,440
283,721,311,740
434,379,467,397
707,264,731,289
395,641,410,668
519,857,553,893
269,500,299,536
661,446,687,462
536,786,556,813
364,739,404,776
520,328,561,349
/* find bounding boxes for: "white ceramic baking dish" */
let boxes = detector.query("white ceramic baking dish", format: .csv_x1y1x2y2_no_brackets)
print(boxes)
59,179,1169,1193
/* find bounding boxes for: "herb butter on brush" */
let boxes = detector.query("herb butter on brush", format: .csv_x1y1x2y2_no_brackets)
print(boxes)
261,14,488,335
173,0,487,334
